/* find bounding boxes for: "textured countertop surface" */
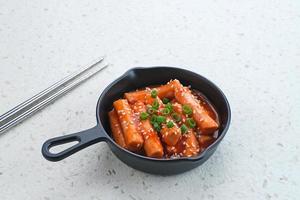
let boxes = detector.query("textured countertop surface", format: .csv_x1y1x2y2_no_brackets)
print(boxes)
0,1,299,200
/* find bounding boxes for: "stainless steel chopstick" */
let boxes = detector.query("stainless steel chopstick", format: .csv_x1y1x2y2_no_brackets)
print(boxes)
0,59,108,135
1,64,109,132
0,57,104,121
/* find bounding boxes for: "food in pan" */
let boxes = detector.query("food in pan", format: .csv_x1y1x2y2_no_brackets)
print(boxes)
108,79,219,158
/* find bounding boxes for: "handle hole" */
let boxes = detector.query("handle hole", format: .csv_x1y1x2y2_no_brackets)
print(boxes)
49,140,79,154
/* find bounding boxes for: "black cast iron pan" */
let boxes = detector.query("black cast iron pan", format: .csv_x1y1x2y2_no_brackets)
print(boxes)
42,67,231,175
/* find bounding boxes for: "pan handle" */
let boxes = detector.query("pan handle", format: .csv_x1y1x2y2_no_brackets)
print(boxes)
41,126,107,161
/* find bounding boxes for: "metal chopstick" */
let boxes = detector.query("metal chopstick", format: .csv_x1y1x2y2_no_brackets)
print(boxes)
1,64,109,133
0,57,104,121
0,59,108,135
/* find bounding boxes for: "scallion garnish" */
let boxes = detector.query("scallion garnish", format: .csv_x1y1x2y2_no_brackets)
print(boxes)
186,118,196,128
152,99,159,110
153,122,161,132
182,104,192,115
171,113,181,122
180,124,188,134
140,112,149,120
165,102,173,112
156,116,166,124
161,108,171,115
151,89,158,98
150,115,158,124
147,107,156,115
167,121,174,128
162,98,170,104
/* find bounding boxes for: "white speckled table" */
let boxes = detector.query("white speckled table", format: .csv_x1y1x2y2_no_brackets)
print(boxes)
0,1,299,200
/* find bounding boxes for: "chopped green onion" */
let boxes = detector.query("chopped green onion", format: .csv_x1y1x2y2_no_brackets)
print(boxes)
152,99,159,110
151,89,158,98
161,108,171,115
186,118,196,128
156,116,166,124
167,121,174,128
165,102,173,111
162,98,170,104
150,115,158,124
180,124,188,134
140,112,149,120
182,104,193,115
153,122,161,132
171,113,181,122
147,107,156,115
